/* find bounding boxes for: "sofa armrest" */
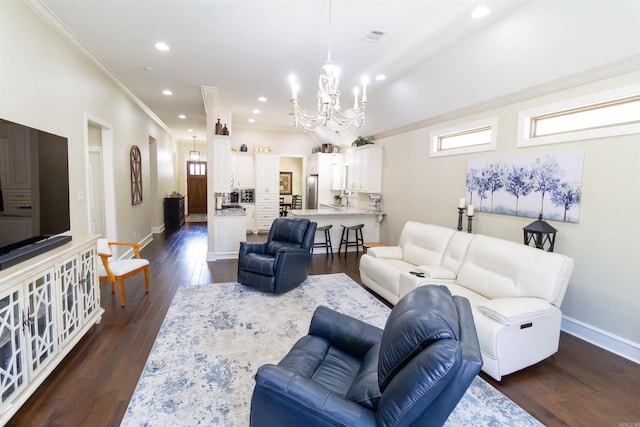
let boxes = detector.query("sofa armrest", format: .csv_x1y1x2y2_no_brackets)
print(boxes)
478,297,555,326
251,364,376,426
415,265,457,280
366,245,403,259
309,306,383,359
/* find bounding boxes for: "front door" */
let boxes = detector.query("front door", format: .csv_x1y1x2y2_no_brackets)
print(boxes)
187,161,207,214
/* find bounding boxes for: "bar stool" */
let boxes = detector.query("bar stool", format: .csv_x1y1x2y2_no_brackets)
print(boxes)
312,224,333,257
338,224,365,256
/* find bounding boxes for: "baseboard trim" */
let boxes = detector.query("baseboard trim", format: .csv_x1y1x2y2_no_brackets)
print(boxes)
152,225,165,234
561,315,640,364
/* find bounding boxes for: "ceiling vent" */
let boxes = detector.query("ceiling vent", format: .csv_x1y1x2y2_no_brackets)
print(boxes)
363,30,385,43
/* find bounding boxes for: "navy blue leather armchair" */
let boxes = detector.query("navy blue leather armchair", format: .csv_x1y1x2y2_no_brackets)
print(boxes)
250,285,482,426
238,217,317,294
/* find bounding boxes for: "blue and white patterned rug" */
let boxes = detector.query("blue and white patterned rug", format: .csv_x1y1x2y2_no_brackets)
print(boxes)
122,273,543,426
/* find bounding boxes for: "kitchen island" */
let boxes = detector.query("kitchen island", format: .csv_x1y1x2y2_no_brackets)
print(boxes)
288,205,385,253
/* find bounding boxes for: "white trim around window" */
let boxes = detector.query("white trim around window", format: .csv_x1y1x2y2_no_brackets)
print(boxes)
429,117,498,158
517,84,640,147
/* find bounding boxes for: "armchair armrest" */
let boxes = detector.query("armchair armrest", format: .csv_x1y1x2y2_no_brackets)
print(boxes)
366,245,403,259
239,241,268,255
251,364,376,427
106,241,144,258
309,306,383,359
478,297,555,326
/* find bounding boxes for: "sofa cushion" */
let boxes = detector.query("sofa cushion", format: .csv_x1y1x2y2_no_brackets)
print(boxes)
345,343,382,410
456,234,573,305
378,285,458,391
238,253,275,276
478,297,554,325
398,222,454,266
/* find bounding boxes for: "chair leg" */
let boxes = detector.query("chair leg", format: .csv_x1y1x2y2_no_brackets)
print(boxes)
326,228,333,258
118,278,126,307
111,281,115,293
144,267,150,293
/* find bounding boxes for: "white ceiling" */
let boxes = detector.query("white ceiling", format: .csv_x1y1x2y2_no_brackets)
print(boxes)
31,0,640,143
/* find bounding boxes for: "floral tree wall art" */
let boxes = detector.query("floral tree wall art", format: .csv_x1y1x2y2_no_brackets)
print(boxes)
466,150,584,223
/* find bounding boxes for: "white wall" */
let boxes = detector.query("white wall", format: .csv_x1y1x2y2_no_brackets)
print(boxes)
0,1,176,242
378,70,640,359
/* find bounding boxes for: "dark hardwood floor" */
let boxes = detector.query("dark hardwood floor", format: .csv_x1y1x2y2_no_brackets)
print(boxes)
8,224,640,426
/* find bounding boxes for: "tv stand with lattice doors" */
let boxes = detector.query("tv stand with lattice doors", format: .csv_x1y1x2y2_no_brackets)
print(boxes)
0,235,104,424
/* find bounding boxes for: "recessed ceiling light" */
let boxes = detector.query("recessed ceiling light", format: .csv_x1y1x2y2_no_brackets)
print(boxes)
178,114,186,119
375,74,386,81
187,128,193,132
258,96,267,102
143,66,154,72
248,118,256,123
252,109,261,114
471,6,490,18
162,89,173,95
155,42,170,51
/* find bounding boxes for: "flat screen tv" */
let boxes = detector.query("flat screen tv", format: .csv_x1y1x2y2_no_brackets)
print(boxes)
0,118,71,270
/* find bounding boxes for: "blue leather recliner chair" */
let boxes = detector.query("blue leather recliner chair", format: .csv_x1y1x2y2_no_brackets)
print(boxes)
238,217,317,294
249,285,482,426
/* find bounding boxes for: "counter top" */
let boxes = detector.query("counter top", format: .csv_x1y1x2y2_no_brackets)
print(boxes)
213,208,246,217
289,206,385,217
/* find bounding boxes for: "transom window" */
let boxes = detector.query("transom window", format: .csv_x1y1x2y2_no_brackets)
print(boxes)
518,84,640,147
430,118,497,157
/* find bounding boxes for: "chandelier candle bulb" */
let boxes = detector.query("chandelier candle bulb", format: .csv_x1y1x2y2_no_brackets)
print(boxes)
467,205,474,216
458,198,466,209
353,87,360,109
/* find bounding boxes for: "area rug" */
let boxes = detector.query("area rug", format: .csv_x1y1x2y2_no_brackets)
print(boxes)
122,273,543,426
186,214,207,223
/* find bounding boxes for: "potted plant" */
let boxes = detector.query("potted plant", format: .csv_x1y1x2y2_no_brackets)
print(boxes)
352,136,374,147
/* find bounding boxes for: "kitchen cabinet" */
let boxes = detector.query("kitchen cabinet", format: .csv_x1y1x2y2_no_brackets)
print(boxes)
346,145,382,193
240,203,256,233
212,136,231,193
230,152,254,189
254,153,280,231
0,235,103,424
212,214,246,259
255,153,279,194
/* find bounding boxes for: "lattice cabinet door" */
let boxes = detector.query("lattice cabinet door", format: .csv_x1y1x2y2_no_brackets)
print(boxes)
25,268,57,378
57,256,82,343
79,246,99,320
0,284,26,412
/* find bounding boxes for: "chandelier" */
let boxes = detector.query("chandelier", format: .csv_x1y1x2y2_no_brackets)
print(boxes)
288,0,368,132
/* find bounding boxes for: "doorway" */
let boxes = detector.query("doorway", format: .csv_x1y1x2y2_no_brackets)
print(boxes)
187,161,207,214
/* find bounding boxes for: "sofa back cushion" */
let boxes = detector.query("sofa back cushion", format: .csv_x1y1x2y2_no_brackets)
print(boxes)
457,235,574,306
440,232,475,274
398,222,454,266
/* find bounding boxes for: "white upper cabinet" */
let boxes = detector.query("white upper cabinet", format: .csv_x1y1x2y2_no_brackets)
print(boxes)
346,145,382,193
212,137,231,193
255,153,280,194
230,152,254,189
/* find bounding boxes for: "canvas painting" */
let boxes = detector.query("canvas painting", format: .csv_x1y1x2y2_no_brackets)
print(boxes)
466,150,584,223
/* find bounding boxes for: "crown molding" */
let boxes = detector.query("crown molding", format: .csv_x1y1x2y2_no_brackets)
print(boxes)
23,0,174,137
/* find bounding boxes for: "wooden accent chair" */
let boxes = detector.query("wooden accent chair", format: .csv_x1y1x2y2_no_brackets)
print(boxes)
97,239,150,306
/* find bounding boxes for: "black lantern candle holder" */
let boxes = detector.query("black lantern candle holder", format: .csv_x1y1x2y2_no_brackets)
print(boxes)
523,215,557,252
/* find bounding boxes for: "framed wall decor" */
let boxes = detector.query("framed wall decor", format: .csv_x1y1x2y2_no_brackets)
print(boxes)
130,145,143,205
279,171,292,195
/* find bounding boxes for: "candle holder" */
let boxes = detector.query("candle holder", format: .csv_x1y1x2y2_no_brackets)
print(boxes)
467,214,474,234
457,208,465,231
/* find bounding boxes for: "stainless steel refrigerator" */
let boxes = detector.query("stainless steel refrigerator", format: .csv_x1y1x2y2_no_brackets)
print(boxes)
306,175,318,209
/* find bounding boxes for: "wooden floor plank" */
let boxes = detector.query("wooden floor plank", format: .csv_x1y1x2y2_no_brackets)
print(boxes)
7,223,640,426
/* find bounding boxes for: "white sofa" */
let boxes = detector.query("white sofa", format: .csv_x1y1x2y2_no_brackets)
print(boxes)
359,221,574,380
